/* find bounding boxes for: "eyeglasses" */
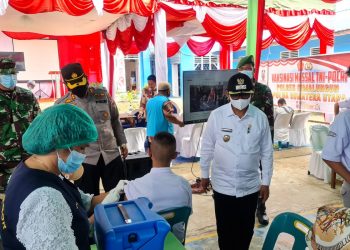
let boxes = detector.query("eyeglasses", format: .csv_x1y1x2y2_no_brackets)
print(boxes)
229,93,251,100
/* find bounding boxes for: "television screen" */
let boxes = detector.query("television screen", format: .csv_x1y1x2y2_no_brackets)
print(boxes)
183,69,237,124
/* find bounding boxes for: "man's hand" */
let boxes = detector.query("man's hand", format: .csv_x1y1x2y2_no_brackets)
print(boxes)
259,185,270,203
179,121,185,127
138,110,144,119
120,145,128,159
201,178,210,192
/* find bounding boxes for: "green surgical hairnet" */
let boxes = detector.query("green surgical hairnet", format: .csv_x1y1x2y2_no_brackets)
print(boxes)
23,104,98,155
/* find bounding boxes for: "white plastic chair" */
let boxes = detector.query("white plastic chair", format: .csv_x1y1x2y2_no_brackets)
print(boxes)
179,123,204,158
172,101,181,115
124,127,146,153
289,112,311,147
308,125,329,181
274,112,293,143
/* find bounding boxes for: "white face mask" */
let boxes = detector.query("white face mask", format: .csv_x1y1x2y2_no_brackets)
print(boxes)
230,97,251,110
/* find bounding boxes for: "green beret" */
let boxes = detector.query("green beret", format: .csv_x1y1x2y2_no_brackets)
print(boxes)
0,58,17,75
237,55,255,69
23,104,98,155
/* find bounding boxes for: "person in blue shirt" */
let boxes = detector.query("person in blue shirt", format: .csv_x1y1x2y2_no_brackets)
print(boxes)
145,82,184,153
322,109,350,207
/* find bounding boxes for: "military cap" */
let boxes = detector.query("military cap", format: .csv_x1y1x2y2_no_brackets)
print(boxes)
227,72,254,95
61,63,88,89
158,82,171,91
237,55,255,69
0,58,17,75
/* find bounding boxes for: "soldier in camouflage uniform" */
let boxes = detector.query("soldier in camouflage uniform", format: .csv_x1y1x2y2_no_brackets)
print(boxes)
55,63,128,196
237,55,274,226
0,58,40,191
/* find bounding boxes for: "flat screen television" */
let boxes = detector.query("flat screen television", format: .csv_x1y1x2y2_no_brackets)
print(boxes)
183,69,237,124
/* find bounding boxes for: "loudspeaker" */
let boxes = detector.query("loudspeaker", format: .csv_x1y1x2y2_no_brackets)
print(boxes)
124,152,152,180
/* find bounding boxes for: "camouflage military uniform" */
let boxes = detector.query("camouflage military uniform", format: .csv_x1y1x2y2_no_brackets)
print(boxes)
0,86,40,189
251,82,274,140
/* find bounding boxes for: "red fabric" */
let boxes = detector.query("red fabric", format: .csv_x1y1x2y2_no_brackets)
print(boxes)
109,54,114,96
166,21,185,32
313,19,334,54
264,14,313,50
187,38,215,56
106,17,152,55
254,0,265,80
159,2,196,22
321,0,342,3
9,0,94,15
9,0,155,16
167,42,181,57
202,15,246,47
219,44,231,69
261,36,274,49
56,32,102,83
2,31,49,40
265,8,335,16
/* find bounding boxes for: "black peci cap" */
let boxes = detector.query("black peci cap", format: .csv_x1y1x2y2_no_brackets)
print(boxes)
227,72,254,95
61,63,86,84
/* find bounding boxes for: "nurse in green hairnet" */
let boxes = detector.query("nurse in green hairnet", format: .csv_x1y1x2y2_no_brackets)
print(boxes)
0,104,126,250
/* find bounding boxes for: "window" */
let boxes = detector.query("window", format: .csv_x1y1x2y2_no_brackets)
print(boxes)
280,50,299,59
194,55,219,71
310,47,320,56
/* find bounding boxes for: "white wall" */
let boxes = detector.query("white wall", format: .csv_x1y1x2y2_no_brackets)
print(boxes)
0,32,13,51
13,40,60,81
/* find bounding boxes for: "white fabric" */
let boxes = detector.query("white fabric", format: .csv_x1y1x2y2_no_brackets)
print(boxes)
0,6,122,36
124,168,192,212
175,123,193,153
124,127,146,153
268,13,309,28
274,112,293,143
17,187,78,250
160,2,192,11
200,104,273,197
309,151,330,181
154,8,168,83
194,6,247,25
289,112,310,147
0,0,8,16
322,110,350,172
180,123,204,158
92,0,104,16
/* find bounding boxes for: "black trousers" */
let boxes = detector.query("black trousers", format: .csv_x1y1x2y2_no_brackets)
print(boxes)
75,155,125,195
213,190,259,250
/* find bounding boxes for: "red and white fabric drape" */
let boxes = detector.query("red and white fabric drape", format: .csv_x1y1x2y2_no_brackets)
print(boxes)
105,14,153,55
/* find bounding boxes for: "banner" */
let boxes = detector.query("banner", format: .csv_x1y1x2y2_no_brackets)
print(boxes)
258,53,350,114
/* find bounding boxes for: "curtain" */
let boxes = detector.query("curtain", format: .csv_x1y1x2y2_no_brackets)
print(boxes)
313,18,334,54
2,31,49,39
56,32,102,83
264,13,313,51
167,42,181,57
187,38,215,56
219,44,231,69
262,36,274,49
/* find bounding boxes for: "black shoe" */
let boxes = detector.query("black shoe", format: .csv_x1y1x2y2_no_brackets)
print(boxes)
256,210,269,226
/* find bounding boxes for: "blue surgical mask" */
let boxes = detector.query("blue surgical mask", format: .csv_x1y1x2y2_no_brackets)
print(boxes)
57,149,86,174
0,74,17,89
240,70,253,79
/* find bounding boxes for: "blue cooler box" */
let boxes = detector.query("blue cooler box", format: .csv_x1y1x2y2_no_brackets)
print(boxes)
94,197,170,250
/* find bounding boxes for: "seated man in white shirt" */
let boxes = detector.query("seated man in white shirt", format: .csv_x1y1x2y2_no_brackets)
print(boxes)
274,98,294,120
124,132,192,241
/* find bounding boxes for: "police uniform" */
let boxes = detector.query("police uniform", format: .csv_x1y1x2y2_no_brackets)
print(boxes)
200,73,273,250
322,110,350,207
55,63,127,195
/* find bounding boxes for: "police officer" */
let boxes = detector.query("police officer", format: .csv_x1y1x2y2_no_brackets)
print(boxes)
0,58,40,192
237,55,274,226
55,63,128,195
322,109,350,207
200,73,273,250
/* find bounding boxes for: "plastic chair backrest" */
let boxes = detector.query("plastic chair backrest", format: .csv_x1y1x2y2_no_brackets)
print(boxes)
262,212,313,250
274,112,293,129
309,125,329,151
290,112,311,129
158,206,192,245
190,123,204,142
124,127,146,153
